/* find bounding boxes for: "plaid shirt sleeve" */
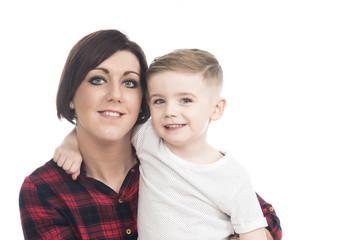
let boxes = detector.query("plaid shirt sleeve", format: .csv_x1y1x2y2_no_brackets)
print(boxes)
256,193,282,240
19,176,77,240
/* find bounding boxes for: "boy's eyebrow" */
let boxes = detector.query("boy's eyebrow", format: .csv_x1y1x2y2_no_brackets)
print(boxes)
148,93,163,99
94,67,140,76
178,92,197,97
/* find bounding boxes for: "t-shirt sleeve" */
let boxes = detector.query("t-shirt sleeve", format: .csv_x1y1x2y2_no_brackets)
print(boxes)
131,119,152,151
228,170,268,234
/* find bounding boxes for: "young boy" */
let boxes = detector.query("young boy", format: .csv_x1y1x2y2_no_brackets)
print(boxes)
56,49,268,239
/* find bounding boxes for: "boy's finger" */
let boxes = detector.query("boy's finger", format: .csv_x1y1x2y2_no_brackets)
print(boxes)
56,155,66,168
53,150,60,163
72,170,80,181
69,162,81,175
62,158,73,171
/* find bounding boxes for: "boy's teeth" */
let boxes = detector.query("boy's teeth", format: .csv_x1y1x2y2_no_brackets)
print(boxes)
166,124,183,128
103,111,121,116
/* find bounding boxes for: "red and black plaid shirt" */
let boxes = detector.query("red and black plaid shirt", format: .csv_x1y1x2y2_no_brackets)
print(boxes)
19,160,282,239
257,193,282,240
19,160,139,239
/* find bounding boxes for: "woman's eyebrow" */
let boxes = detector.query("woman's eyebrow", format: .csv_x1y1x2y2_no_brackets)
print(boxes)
94,68,140,76
125,71,140,76
94,67,109,74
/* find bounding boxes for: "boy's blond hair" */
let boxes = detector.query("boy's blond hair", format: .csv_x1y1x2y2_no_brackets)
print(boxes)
146,49,223,93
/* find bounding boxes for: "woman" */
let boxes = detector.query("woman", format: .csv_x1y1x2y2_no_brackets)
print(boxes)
19,29,281,239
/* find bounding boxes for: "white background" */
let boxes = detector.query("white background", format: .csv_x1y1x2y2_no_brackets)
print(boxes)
1,0,363,239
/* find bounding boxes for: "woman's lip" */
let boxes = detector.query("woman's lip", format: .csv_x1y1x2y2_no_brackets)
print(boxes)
98,110,124,118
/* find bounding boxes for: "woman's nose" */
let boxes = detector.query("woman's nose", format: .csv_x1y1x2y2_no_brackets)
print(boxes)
106,82,123,103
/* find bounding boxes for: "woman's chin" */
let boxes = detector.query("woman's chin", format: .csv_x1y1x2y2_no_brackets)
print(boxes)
97,128,131,142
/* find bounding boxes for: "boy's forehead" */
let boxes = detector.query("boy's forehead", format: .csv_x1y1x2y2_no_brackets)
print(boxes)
148,71,203,90
147,71,206,84
147,71,220,98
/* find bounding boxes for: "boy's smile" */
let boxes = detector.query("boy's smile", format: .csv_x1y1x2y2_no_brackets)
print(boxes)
164,124,186,130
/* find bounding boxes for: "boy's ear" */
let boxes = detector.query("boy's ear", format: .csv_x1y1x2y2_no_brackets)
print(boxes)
210,97,226,121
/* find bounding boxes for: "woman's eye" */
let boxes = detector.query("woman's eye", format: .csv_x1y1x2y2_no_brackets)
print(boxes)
181,98,192,103
122,80,138,88
88,77,106,85
154,99,165,104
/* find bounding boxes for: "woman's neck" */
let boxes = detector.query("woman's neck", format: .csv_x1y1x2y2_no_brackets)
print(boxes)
77,131,136,192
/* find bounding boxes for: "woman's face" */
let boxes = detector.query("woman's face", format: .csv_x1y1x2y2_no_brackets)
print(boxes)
71,50,142,143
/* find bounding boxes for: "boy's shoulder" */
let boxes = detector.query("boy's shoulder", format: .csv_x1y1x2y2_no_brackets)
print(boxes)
215,154,251,180
132,118,153,135
132,119,160,149
219,153,246,168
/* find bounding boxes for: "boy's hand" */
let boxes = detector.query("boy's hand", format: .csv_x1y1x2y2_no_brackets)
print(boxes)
53,128,82,180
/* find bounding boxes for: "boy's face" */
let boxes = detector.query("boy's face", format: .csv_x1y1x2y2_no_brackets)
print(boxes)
147,71,219,150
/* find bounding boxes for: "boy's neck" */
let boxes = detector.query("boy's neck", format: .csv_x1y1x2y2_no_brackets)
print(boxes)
165,141,223,164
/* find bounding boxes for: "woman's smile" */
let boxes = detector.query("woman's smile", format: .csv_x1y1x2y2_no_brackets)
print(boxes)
99,110,124,118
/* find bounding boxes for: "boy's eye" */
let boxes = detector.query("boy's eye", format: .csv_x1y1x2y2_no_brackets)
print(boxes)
122,79,138,88
89,77,106,85
181,98,192,103
153,99,165,104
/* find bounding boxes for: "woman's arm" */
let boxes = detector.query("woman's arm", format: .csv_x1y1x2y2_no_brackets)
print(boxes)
256,193,282,240
19,177,77,239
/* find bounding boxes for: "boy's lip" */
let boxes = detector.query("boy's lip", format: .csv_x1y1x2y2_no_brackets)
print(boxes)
164,124,186,129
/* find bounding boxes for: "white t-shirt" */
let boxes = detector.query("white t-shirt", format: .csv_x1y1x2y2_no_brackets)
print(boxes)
132,120,267,240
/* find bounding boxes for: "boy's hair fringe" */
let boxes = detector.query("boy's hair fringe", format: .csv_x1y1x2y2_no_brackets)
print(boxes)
146,49,223,88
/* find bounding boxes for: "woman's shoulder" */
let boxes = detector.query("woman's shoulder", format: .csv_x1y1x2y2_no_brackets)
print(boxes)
22,159,71,189
19,160,83,216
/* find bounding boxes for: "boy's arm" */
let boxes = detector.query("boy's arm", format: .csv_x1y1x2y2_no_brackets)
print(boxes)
228,193,282,240
239,227,267,240
53,128,82,180
54,120,150,180
229,229,272,240
265,229,274,240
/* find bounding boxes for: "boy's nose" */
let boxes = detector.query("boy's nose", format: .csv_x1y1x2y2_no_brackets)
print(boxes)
164,103,178,117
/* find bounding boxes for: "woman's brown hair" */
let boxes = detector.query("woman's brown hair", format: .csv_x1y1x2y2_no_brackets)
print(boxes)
56,29,150,124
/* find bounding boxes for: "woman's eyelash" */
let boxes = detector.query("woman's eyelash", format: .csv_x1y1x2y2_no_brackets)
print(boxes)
88,78,139,88
88,77,106,85
122,79,138,88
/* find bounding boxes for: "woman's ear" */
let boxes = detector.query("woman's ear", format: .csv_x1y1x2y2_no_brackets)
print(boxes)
210,97,226,121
